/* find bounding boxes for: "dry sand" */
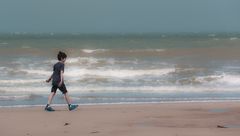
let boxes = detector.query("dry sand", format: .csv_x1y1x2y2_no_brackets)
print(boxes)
1,102,240,136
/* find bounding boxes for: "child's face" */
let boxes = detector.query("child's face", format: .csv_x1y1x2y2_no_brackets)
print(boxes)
61,58,66,63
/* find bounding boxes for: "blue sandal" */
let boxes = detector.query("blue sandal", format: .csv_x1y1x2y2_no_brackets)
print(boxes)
45,106,55,112
69,104,78,111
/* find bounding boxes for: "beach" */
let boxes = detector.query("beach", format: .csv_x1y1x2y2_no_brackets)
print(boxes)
1,102,240,136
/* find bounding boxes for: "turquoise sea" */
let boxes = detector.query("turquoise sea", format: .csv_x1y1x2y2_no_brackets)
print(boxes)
1,33,240,107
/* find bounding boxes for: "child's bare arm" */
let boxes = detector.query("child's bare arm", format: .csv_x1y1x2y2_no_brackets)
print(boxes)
46,73,53,83
58,70,64,87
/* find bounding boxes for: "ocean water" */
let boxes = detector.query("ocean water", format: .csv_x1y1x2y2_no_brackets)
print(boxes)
0,33,240,107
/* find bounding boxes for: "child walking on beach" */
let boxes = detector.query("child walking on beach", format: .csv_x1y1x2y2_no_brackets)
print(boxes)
45,51,78,111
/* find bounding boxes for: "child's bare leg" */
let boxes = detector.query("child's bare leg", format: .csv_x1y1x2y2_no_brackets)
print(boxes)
63,92,71,105
47,92,56,105
64,93,78,111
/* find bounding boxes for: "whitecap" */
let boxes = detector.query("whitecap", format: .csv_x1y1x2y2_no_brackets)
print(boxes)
67,57,79,63
230,37,238,40
21,46,31,49
217,74,240,86
1,85,240,94
189,74,240,87
20,69,51,76
0,94,42,101
66,57,115,65
0,87,50,94
194,75,223,84
155,49,166,52
0,79,43,84
0,95,29,101
82,49,108,54
129,49,166,53
57,86,240,93
65,68,175,78
67,57,99,65
208,34,216,37
82,49,96,53
0,67,6,70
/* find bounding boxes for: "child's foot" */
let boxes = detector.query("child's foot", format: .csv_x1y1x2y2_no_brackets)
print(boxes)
45,106,55,112
68,104,78,111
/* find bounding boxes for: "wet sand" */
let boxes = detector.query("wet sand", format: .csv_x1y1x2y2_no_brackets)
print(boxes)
1,102,240,136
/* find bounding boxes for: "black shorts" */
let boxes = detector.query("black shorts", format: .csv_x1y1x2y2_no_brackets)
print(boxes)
51,83,68,94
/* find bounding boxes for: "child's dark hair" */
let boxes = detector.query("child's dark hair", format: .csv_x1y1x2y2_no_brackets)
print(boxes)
57,51,67,61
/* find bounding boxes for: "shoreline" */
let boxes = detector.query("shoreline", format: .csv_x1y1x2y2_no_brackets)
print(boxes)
1,99,240,108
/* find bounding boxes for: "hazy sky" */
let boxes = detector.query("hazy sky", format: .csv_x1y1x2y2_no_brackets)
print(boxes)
0,0,240,33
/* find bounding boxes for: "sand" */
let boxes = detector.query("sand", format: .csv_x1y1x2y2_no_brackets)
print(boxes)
1,102,240,136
